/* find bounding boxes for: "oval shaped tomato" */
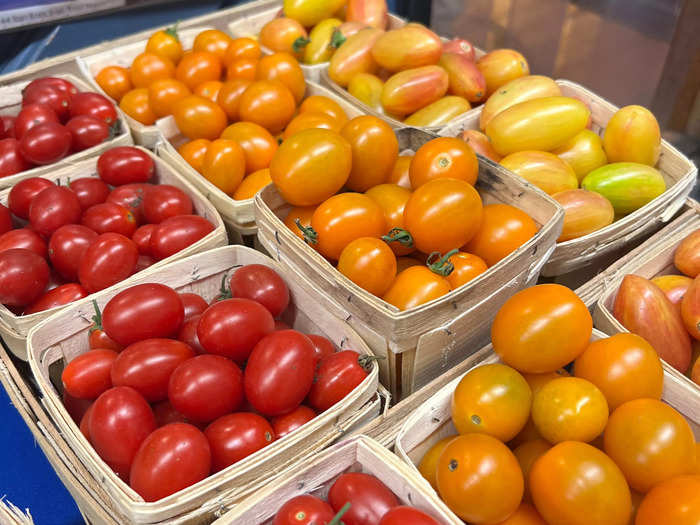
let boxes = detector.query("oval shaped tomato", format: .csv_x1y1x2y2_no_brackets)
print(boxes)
119,88,157,125
69,178,110,211
145,27,183,64
270,405,316,439
381,66,449,116
69,93,118,126
229,264,290,317
337,237,397,296
224,37,261,66
180,292,207,320
130,225,152,255
379,507,440,525
635,475,700,525
142,185,192,224
62,349,118,400
204,412,274,472
14,103,59,140
0,229,47,258
48,224,97,281
259,17,308,59
307,350,369,411
19,122,71,165
24,282,87,314
476,49,530,97
173,94,227,140
81,202,137,237
201,138,246,194
306,334,335,365
382,266,451,311
328,472,399,525
8,177,54,219
97,147,154,185
149,215,215,260
147,78,191,118
238,80,296,135
65,115,109,152
0,138,32,178
22,84,70,121
328,28,384,87
177,315,206,355
175,50,222,89
95,65,132,102
272,495,334,525
106,182,152,224
256,52,305,104
220,121,278,174
78,233,138,293
299,95,348,128
233,168,272,200
0,249,49,306
29,186,80,238
24,77,77,98
130,52,175,89
341,115,398,192
410,137,478,189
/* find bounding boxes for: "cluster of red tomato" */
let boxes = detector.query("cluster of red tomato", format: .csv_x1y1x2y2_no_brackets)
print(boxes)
273,472,440,525
0,146,214,314
0,76,119,178
61,265,370,501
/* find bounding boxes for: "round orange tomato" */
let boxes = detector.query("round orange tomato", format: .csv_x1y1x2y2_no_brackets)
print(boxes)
365,184,413,256
201,139,246,195
256,52,305,104
636,475,700,525
418,436,456,490
491,284,592,373
283,112,340,140
226,58,258,81
224,37,261,66
172,95,227,140
95,65,132,102
175,51,222,90
404,178,483,254
308,193,386,260
178,139,210,174
284,206,316,243
446,252,487,289
388,154,413,189
465,203,537,267
216,79,251,121
513,439,551,503
436,433,523,523
337,237,397,296
145,27,183,64
194,80,223,102
604,398,696,493
493,502,547,525
238,80,296,134
409,137,478,188
340,116,399,192
147,78,190,117
259,17,308,59
192,29,232,60
270,128,351,206
119,88,157,125
382,266,451,310
451,363,532,441
232,168,271,200
220,122,278,174
299,95,348,128
574,334,663,410
130,52,174,88
530,441,632,525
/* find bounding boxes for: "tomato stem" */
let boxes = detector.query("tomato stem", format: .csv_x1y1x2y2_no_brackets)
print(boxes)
330,28,346,49
293,37,311,52
358,354,384,370
381,228,414,248
427,249,458,276
328,502,351,525
165,22,180,41
217,274,232,300
90,300,102,332
295,219,318,245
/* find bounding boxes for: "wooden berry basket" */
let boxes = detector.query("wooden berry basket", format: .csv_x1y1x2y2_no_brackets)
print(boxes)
255,126,564,400
212,435,461,524
26,245,382,525
439,79,698,277
0,73,132,190
0,147,227,360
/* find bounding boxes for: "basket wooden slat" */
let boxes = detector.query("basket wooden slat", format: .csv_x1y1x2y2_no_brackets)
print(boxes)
0,146,227,360
27,245,381,524
0,73,132,190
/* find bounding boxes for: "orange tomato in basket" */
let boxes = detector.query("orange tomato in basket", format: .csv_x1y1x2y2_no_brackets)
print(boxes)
635,475,700,525
232,169,272,201
477,49,530,97
216,79,251,121
387,155,412,189
178,139,210,174
552,189,615,242
130,52,175,88
225,58,258,81
674,228,700,278
460,130,502,163
346,0,389,29
95,66,132,102
382,266,451,310
501,151,579,196
172,95,227,140
446,252,487,289
259,18,309,60
238,81,296,134
513,440,551,504
145,27,183,64
284,206,316,243
299,96,348,128
409,137,478,188
256,52,305,104
192,29,232,60
119,88,157,125
328,28,384,87
283,112,340,139
417,436,456,490
147,78,190,118
341,116,398,192
365,183,413,256
220,122,278,174
337,237,397,296
201,139,246,195
348,73,385,112
175,51,222,90
603,105,661,167
371,24,443,73
224,37,261,67
193,80,223,103
381,65,449,116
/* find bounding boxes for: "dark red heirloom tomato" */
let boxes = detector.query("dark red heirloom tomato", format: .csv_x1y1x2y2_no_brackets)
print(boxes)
14,103,59,140
197,298,274,362
48,224,97,281
81,202,137,237
8,177,54,219
88,301,122,352
0,138,32,178
70,92,118,125
78,232,138,293
328,473,399,525
132,224,155,255
244,330,316,416
307,351,370,412
230,264,290,317
80,404,93,442
61,348,118,400
306,334,335,365
168,355,244,423
379,507,440,525
102,283,184,346
111,339,194,402
63,390,92,424
88,386,156,480
0,204,11,235
180,292,208,320
106,183,152,224
204,412,274,472
23,77,78,98
178,315,206,354
24,282,87,314
22,84,70,121
1,116,16,139
273,495,335,525
149,215,215,260
0,249,49,307
152,400,190,427
65,115,109,152
29,186,81,237
69,178,110,210
270,405,316,439
130,423,211,502
142,185,193,224
97,147,154,186
0,229,47,258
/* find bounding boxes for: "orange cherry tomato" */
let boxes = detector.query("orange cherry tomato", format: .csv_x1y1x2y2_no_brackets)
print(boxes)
299,95,348,128
604,398,696,493
388,154,413,189
446,252,487,289
220,122,278,174
119,88,157,125
233,168,271,200
308,193,386,261
145,27,183,64
259,18,308,59
216,79,251,121
337,237,397,296
513,439,551,504
493,502,547,525
491,284,593,374
238,80,296,134
175,51,223,90
130,52,175,88
635,475,700,525
382,266,451,311
365,183,413,256
201,139,246,195
194,80,223,103
452,363,532,442
226,58,258,81
418,436,456,490
284,206,316,243
192,29,232,60
531,442,632,525
340,116,398,192
95,65,132,102
436,433,523,523
283,112,340,140
172,94,227,140
465,203,537,267
147,78,190,117
404,178,483,254
178,139,210,174
224,37,261,67
256,52,306,104
409,137,478,188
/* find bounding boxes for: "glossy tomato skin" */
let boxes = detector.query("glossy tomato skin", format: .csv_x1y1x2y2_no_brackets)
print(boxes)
172,94,227,140
270,405,316,438
244,330,316,416
62,349,118,400
178,315,206,354
22,84,70,121
129,423,211,502
24,77,78,98
24,282,87,314
306,334,335,365
149,215,214,260
81,202,138,236
635,475,700,525
69,92,118,125
180,293,208,320
229,264,290,317
14,103,59,140
65,115,109,152
0,249,50,306
0,204,11,235
8,177,55,219
307,351,368,412
0,138,31,178
69,178,110,210
48,224,97,281
197,298,274,362
272,495,334,525
80,405,93,441
142,184,193,223
379,507,439,525
89,386,156,479
63,390,92,424
29,186,81,238
328,472,399,525
102,283,184,346
0,229,48,258
205,412,274,471
106,183,152,224
0,116,15,138
19,122,71,165
132,224,155,255
78,233,139,293
168,355,244,423
97,147,154,186
111,339,195,402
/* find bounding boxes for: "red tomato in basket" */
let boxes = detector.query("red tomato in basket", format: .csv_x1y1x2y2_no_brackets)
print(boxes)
0,229,47,258
78,232,139,293
29,186,81,237
22,84,70,121
328,472,399,525
106,183,153,224
79,404,93,442
102,283,184,346
89,386,156,479
8,177,55,219
132,224,155,255
65,115,109,152
14,103,59,140
48,224,97,281
204,412,275,472
69,178,110,210
273,496,335,525
142,184,193,224
178,315,206,355
20,122,72,165
0,248,49,307
0,139,30,178
149,215,215,261
61,348,118,400
0,116,15,139
130,423,211,501
152,400,190,427
24,282,87,314
197,298,274,362
0,204,11,235
69,92,118,125
270,405,316,439
307,351,369,412
229,264,290,318
23,77,78,98
88,302,123,352
306,334,335,365
63,390,92,424
379,507,440,525
81,202,138,237
97,147,154,186
180,292,208,320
